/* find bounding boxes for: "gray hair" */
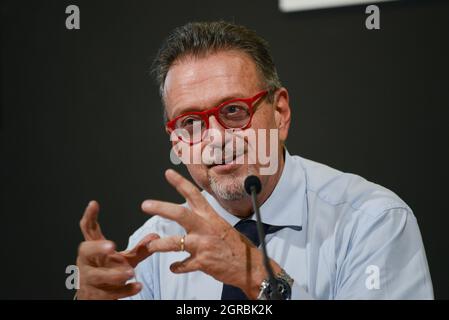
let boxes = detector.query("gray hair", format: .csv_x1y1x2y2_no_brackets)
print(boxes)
151,21,282,122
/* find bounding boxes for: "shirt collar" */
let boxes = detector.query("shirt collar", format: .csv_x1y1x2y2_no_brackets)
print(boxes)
203,149,305,229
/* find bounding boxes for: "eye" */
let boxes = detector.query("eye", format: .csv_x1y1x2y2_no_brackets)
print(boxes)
221,104,248,118
179,116,202,128
182,117,195,126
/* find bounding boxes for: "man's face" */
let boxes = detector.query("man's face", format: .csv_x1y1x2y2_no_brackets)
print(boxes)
163,50,288,201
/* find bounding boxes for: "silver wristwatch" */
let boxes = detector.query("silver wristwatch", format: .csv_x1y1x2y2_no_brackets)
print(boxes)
257,269,294,300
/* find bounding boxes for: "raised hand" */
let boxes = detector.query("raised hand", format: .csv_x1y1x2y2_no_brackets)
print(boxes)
76,201,159,299
141,169,281,299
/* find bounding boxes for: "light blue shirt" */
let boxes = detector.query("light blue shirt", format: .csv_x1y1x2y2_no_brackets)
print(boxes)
124,150,433,299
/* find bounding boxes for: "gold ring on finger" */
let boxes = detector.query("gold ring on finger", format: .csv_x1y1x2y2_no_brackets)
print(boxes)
180,235,186,252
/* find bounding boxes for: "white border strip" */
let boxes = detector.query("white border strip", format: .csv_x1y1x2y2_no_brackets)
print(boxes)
279,0,395,12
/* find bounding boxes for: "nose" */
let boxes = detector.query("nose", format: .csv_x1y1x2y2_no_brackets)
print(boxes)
203,114,226,148
207,114,225,131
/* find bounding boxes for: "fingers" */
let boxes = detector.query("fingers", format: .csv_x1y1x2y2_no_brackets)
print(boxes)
77,238,149,300
104,252,128,268
147,234,195,254
170,256,199,274
141,200,196,232
78,240,116,266
78,282,142,300
85,265,135,287
120,233,160,267
80,201,106,241
164,169,209,211
108,282,142,300
142,170,229,231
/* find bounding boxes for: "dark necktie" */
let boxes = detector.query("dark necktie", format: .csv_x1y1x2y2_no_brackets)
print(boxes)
220,219,285,300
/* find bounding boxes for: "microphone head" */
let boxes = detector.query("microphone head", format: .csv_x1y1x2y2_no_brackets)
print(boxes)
244,175,262,195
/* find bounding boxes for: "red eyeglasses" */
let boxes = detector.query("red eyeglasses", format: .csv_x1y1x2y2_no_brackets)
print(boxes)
166,90,268,144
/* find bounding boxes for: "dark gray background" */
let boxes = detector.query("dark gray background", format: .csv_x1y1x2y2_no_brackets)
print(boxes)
1,0,448,299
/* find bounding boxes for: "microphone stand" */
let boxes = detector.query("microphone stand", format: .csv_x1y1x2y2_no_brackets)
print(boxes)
247,177,282,300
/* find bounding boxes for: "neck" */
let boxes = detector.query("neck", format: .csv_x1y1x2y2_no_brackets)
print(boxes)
215,147,286,218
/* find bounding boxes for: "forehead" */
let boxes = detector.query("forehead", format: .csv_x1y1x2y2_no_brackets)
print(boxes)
163,50,262,119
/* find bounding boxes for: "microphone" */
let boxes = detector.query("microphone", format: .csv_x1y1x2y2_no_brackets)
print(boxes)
244,176,281,300
244,175,262,195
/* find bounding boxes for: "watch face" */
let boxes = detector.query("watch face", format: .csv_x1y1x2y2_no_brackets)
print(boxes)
265,279,292,300
276,279,292,300
260,270,293,300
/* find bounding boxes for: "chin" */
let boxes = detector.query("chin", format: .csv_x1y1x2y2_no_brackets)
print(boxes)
206,164,257,201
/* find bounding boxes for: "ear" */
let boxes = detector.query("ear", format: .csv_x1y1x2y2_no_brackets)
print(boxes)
273,88,291,143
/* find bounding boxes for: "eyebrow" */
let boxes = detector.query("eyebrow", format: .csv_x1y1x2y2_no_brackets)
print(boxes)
170,93,248,120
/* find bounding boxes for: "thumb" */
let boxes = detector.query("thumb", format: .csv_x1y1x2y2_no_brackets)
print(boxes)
119,233,160,267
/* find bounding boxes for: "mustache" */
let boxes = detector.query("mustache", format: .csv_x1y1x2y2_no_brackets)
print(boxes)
206,146,247,167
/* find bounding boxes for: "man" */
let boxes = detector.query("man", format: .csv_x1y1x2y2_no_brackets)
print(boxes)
76,21,433,299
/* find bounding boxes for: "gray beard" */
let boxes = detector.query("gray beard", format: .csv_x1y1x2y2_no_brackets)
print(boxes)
208,173,247,201
207,166,258,201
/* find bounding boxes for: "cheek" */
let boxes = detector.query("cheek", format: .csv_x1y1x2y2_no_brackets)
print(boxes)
248,109,280,155
252,106,277,130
